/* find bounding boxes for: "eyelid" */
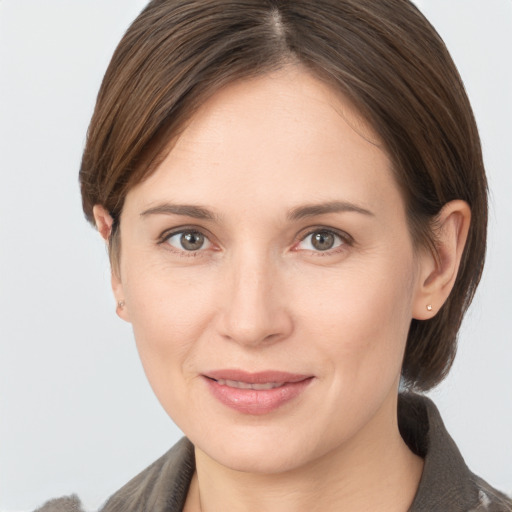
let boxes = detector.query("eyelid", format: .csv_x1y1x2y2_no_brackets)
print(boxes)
156,224,352,255
293,226,353,253
158,224,211,241
157,225,217,253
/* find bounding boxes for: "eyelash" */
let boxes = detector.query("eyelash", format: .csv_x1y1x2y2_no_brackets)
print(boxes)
293,228,353,256
158,226,214,258
157,226,353,257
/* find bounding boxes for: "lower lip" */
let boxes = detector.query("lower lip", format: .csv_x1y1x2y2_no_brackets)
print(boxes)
204,377,313,415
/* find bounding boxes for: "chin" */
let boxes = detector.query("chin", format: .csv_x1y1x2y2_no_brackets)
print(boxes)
206,444,312,474
191,421,327,475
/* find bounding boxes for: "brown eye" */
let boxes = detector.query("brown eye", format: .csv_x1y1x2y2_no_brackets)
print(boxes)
181,232,205,250
311,231,336,251
297,229,345,252
166,230,211,252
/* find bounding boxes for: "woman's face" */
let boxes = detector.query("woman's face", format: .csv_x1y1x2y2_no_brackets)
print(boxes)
113,67,427,474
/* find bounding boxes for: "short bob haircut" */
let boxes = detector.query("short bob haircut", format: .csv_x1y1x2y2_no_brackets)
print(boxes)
80,0,487,391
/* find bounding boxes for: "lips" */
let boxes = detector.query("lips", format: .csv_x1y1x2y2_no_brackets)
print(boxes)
203,370,313,415
214,379,285,390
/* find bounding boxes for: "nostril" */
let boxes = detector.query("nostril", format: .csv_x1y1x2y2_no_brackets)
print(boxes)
216,272,294,346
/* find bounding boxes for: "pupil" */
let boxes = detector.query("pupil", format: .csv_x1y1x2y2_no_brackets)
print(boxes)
312,231,334,251
181,232,204,250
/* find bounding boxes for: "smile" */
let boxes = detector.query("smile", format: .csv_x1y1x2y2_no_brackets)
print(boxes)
214,379,285,390
203,370,314,415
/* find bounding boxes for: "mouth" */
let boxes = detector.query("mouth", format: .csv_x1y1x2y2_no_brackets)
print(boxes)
202,370,314,415
211,379,287,390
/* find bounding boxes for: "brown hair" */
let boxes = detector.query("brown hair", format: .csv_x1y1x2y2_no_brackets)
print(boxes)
80,0,487,391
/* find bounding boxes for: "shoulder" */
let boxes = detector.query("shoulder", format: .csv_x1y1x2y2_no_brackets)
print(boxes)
33,494,85,512
399,393,512,512
100,437,195,512
33,438,195,512
471,476,512,512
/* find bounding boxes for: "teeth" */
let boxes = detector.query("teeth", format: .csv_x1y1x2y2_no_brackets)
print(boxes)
216,379,284,390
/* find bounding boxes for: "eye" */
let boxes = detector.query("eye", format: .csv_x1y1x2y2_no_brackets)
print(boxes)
165,230,212,252
296,229,346,252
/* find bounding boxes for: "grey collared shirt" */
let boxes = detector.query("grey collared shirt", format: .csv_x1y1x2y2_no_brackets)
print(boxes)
36,393,511,512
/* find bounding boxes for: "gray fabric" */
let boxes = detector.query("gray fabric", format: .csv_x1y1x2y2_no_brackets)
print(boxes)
99,438,195,512
34,494,83,512
35,394,512,511
399,393,511,511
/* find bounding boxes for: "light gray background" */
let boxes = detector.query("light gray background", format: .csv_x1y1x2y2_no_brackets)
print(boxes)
0,1,510,510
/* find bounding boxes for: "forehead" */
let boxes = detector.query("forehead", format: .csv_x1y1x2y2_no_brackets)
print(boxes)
125,66,401,219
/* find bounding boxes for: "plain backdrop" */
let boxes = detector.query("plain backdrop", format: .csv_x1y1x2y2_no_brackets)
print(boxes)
0,1,511,510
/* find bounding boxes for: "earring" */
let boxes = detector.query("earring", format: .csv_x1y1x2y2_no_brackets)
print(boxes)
117,300,126,309
426,304,433,312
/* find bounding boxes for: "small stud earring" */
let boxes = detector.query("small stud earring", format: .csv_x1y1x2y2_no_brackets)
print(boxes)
426,304,433,312
117,300,126,309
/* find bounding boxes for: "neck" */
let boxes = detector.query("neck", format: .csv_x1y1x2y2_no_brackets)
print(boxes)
185,395,423,512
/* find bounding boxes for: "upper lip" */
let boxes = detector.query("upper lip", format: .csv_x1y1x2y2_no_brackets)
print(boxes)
204,369,312,384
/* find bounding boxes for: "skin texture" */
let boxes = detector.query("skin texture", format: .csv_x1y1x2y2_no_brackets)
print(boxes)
94,66,470,511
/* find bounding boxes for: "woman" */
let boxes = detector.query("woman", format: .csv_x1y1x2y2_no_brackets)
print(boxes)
36,0,511,510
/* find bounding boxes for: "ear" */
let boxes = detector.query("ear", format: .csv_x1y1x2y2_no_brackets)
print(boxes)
92,205,130,323
412,200,471,320
93,204,115,241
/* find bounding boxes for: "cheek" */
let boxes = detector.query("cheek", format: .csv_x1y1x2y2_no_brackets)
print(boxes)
283,254,417,451
122,261,217,392
295,253,416,382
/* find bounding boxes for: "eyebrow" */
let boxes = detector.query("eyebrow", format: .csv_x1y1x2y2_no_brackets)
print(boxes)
140,203,218,221
140,200,374,222
287,201,374,220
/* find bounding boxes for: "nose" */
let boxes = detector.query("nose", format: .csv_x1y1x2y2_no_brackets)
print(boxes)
216,251,293,347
